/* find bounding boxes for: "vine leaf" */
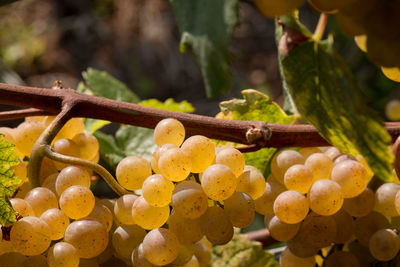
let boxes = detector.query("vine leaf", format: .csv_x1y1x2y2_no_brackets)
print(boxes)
171,0,238,98
140,98,195,113
0,135,20,226
277,14,393,181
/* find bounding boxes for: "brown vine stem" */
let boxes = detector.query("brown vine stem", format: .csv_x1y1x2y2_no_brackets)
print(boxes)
313,13,329,41
0,108,54,121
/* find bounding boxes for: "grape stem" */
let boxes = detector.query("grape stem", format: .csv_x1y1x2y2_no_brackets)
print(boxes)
313,13,329,41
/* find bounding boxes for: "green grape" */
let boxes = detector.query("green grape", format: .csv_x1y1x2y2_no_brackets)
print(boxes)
116,156,152,190
331,210,355,243
387,100,400,121
343,187,375,217
158,147,192,182
354,211,390,247
78,259,100,267
59,185,95,219
24,187,58,216
181,135,216,173
168,211,204,245
10,198,35,217
154,118,185,146
283,164,313,194
374,182,400,217
273,190,309,224
47,242,79,267
298,147,322,159
214,147,244,177
23,255,48,267
64,219,109,258
114,194,138,225
0,252,26,267
131,243,153,267
172,244,195,265
201,164,236,201
112,224,147,262
14,121,45,158
254,179,286,215
271,150,304,184
298,212,337,248
72,132,99,161
171,181,208,219
40,208,70,240
253,0,305,18
41,173,58,196
308,179,344,216
84,202,113,231
334,154,356,166
193,243,211,267
44,117,85,141
200,206,234,245
56,166,91,195
142,228,180,265
132,196,170,230
236,165,267,200
330,160,369,198
324,251,360,267
52,138,81,170
265,215,300,242
151,144,178,174
142,174,174,207
279,247,315,267
369,229,400,261
304,152,333,182
10,217,51,256
224,192,255,228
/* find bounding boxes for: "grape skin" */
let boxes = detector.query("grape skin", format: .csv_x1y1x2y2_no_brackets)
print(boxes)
112,224,147,262
55,166,91,195
114,194,138,225
369,229,400,261
254,0,305,18
150,144,178,174
283,164,313,194
308,179,343,216
47,242,79,267
10,198,35,217
171,181,208,219
116,156,152,190
158,147,192,182
236,165,266,200
131,196,170,230
265,215,300,242
200,206,234,245
201,164,236,201
52,138,81,170
214,147,244,177
142,174,174,207
324,251,360,267
142,228,180,266
343,187,375,217
40,208,70,240
24,187,58,217
273,190,309,224
271,150,304,184
13,121,45,158
172,244,195,265
354,211,390,247
375,182,400,217
254,179,285,215
280,247,315,267
153,118,185,146
84,202,113,231
223,192,255,228
181,135,216,173
168,211,204,245
331,210,355,244
304,152,333,182
59,185,95,220
72,132,99,161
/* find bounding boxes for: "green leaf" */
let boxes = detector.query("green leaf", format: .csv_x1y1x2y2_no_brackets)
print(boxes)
277,16,393,180
93,131,126,167
139,98,195,113
0,135,21,225
212,232,279,267
218,89,296,174
171,0,238,98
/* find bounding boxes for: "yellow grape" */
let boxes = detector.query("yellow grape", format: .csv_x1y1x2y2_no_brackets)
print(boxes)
374,182,400,217
287,238,319,258
331,210,355,244
153,118,185,146
324,146,341,160
330,160,368,198
10,198,35,217
41,173,58,196
112,224,146,262
284,164,313,194
131,243,153,267
214,147,244,177
385,99,400,120
308,179,343,216
279,247,315,267
14,181,33,199
172,244,195,266
304,152,333,181
22,255,48,267
72,132,99,161
116,156,152,190
44,117,85,141
254,179,286,215
52,138,80,170
369,229,400,261
151,144,178,173
0,252,26,267
40,208,70,240
142,174,174,207
355,154,374,179
172,181,208,219
200,206,234,245
114,194,138,225
298,147,322,159
84,202,113,232
355,35,367,52
142,228,180,266
324,251,360,267
201,164,236,201
12,159,28,183
265,215,300,242
47,242,79,267
236,165,266,199
273,190,309,224
56,166,91,195
158,147,192,182
343,187,375,217
223,192,255,228
39,157,58,184
168,211,204,245
132,196,170,230
354,211,390,247
181,135,215,173
194,243,211,267
14,121,45,158
59,185,95,219
254,0,305,18
271,150,304,184
24,187,58,216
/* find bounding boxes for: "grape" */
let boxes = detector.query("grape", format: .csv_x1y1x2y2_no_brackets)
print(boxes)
41,173,58,196
324,251,360,267
142,228,180,265
72,132,99,161
13,121,45,158
168,211,204,245
343,187,375,217
254,179,286,215
297,212,337,248
375,182,400,217
112,224,146,262
131,196,170,230
271,150,304,184
151,144,178,174
283,164,313,194
331,210,355,243
0,238,15,255
304,152,333,182
355,154,374,179
52,138,81,170
369,228,400,261
214,147,244,177
181,135,216,173
44,117,85,141
224,192,255,228
236,165,266,200
56,166,91,195
354,211,390,247
172,244,195,265
0,252,26,267
10,217,51,256
200,206,234,245
78,259,100,267
178,255,199,267
24,187,58,216
348,241,375,266
59,185,95,219
355,35,367,52
116,156,152,190
96,198,116,216
47,242,79,267
40,208,70,240
153,118,185,146
114,194,138,225
12,159,28,183
324,146,341,160
194,243,211,267
253,0,305,18
287,238,319,258
64,219,109,258
308,179,343,216
298,147,322,159
10,198,35,217
201,164,236,201
23,255,48,267
92,237,114,264
386,99,400,120
142,174,174,207
273,190,309,224
158,147,192,182
265,215,300,242
333,154,356,165
84,202,113,231
279,247,315,267
171,181,208,219
39,157,58,184
330,160,369,198
15,181,33,198
131,243,153,267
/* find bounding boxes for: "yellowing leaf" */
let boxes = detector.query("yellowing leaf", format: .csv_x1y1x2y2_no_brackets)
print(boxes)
140,98,195,113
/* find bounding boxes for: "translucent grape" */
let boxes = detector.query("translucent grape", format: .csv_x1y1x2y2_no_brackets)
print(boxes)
265,215,300,242
254,179,286,215
279,247,315,267
283,164,313,194
84,202,113,231
116,156,152,190
153,118,185,146
224,192,255,228
40,208,70,240
142,228,180,265
171,181,208,219
10,198,35,217
131,196,170,230
44,117,85,141
24,187,58,216
142,174,174,207
343,187,375,217
72,132,99,161
178,255,199,267
304,152,333,181
193,243,211,267
0,252,27,267
39,157,58,184
331,210,355,243
369,229,400,261
12,159,28,183
253,0,305,17
298,147,322,159
200,206,234,245
271,150,304,184
287,238,319,258
172,244,195,265
181,135,216,173
354,211,390,247
375,182,400,216
13,121,45,158
201,164,236,201
236,165,266,200
273,190,309,224
47,242,79,267
64,219,109,258
308,179,343,216
150,144,178,174
114,194,138,225
41,173,58,196
168,211,204,245
324,147,341,160
333,154,356,165
131,243,153,267
59,185,95,219
158,147,192,182
10,217,51,256
23,255,48,267
214,147,244,177
112,224,146,262
56,166,91,195
324,251,360,267
52,138,81,170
